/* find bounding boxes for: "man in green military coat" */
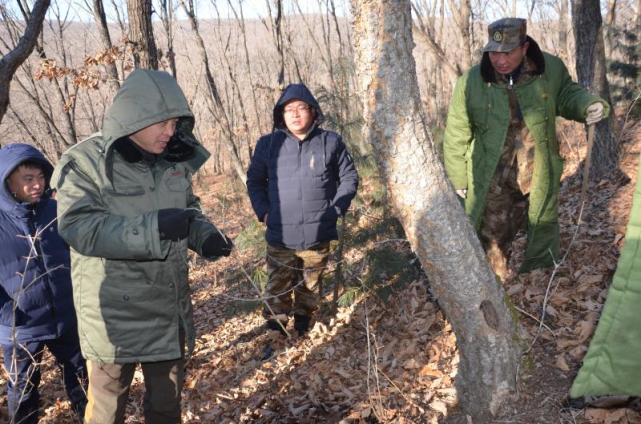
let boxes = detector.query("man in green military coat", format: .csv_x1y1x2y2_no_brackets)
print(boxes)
443,18,609,279
52,69,233,423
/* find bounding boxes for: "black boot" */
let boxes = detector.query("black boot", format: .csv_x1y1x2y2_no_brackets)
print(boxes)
293,314,311,336
265,319,288,336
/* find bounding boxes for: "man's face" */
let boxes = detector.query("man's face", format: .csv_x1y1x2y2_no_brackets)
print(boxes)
489,42,529,75
129,118,179,154
283,100,314,139
7,165,45,204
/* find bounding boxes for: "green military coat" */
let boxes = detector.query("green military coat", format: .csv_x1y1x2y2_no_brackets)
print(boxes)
571,157,641,398
444,41,608,271
52,70,217,363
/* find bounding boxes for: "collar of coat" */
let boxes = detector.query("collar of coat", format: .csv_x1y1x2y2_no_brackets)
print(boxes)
112,136,196,165
480,36,545,83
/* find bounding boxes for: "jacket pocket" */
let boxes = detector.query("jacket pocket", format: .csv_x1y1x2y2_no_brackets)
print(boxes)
103,185,149,216
468,104,488,133
104,185,146,196
164,173,191,192
524,107,549,141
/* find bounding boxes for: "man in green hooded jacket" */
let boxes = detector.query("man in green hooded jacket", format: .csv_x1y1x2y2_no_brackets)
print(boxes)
443,18,609,279
52,69,233,423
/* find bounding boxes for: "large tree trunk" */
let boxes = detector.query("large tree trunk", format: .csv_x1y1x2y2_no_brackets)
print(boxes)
0,0,50,126
126,0,158,70
351,0,521,420
572,0,620,182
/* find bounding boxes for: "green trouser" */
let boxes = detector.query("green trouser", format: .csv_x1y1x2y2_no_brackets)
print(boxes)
264,242,330,320
84,334,185,424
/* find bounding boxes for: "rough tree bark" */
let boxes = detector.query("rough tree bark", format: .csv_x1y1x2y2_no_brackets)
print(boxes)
351,0,521,420
126,0,158,70
572,0,620,182
0,0,50,126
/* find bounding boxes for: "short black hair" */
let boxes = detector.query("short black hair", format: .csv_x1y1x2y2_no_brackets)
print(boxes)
16,160,45,171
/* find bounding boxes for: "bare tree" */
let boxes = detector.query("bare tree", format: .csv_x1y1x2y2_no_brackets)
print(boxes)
557,0,570,63
157,0,177,77
179,0,247,182
412,0,472,80
0,0,50,126
351,0,520,420
605,0,617,54
572,0,620,182
87,0,121,93
127,0,158,69
262,0,286,87
226,0,265,135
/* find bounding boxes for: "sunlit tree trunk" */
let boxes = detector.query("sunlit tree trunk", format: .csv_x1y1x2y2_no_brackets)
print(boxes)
351,0,520,420
127,0,158,70
572,0,619,182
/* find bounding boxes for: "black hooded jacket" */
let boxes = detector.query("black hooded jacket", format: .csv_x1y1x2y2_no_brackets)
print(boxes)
247,83,359,249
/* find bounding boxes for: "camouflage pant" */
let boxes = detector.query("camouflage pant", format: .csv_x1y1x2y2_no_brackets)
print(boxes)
263,242,330,320
479,184,528,281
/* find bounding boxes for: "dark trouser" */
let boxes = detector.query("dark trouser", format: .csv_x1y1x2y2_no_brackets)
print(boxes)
84,333,185,424
263,242,330,320
2,329,87,424
479,184,529,281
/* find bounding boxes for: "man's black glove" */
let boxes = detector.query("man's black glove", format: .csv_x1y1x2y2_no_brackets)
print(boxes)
201,231,234,258
158,208,198,241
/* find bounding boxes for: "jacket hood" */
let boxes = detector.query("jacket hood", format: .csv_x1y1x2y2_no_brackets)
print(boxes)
101,69,209,172
480,36,545,83
273,83,324,130
0,143,53,211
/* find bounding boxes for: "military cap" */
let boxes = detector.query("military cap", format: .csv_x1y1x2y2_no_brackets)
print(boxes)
483,18,527,52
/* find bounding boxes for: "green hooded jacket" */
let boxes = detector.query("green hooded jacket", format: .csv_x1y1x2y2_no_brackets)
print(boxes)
443,39,609,271
51,69,217,363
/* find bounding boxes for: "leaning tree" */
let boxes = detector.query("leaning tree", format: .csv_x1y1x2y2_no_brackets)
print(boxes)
351,0,521,420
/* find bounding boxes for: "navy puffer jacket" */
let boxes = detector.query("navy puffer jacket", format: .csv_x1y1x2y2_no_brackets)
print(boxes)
0,144,76,344
247,83,359,250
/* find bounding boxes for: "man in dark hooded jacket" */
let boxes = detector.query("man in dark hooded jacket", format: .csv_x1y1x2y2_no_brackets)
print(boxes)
0,143,87,424
247,83,359,337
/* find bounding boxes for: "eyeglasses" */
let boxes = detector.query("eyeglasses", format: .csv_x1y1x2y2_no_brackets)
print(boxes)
283,104,311,114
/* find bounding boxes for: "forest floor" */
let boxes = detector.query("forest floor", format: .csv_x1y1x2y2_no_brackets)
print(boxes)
2,118,641,424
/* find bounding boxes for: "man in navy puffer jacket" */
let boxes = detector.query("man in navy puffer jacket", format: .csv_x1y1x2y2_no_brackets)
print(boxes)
247,84,358,337
0,143,87,423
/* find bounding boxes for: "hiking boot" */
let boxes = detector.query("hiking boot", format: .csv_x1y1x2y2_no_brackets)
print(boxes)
293,314,311,336
265,319,288,337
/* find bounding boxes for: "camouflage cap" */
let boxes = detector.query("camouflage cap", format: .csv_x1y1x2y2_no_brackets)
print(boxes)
483,18,527,53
